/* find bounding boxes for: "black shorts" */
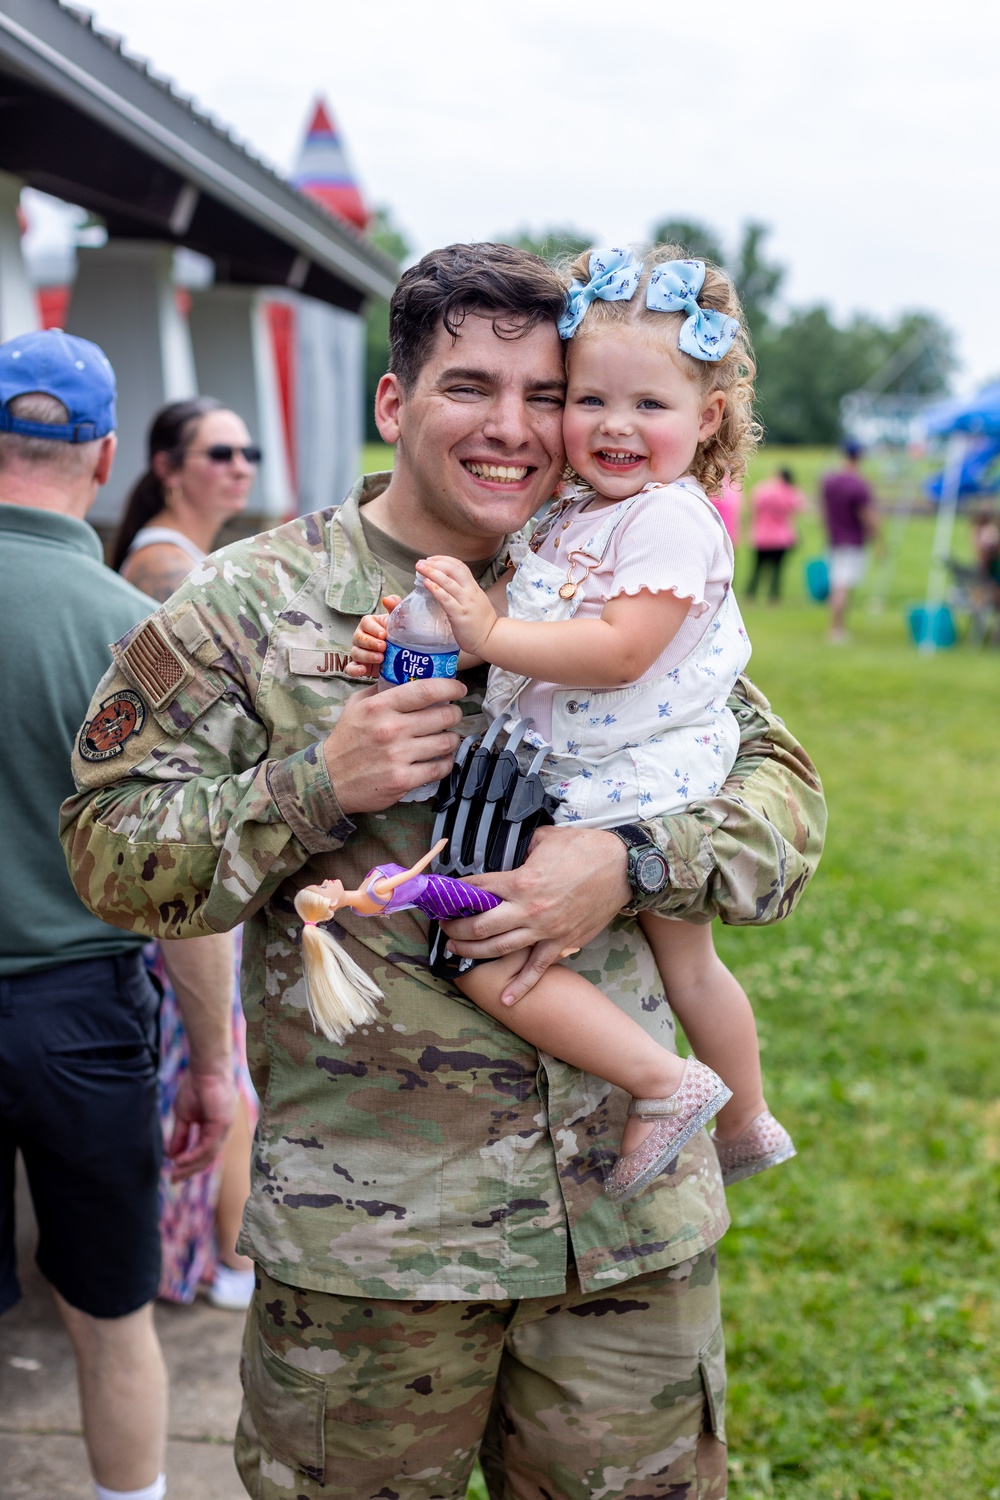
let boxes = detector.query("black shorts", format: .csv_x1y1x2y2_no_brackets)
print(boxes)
0,951,162,1319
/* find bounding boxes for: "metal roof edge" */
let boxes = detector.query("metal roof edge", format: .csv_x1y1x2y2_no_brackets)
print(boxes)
0,0,397,301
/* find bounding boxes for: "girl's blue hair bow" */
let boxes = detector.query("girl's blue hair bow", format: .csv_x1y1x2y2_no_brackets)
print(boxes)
645,260,739,362
557,247,643,339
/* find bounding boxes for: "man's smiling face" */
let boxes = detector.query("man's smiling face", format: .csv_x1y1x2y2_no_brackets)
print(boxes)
374,312,566,559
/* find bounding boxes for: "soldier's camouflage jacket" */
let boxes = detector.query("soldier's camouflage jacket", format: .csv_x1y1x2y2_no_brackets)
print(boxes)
61,473,826,1302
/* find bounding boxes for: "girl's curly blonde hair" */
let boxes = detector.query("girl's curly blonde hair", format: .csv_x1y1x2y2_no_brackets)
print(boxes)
562,243,761,494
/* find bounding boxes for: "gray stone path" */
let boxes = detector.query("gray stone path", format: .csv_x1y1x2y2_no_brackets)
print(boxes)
0,1166,247,1498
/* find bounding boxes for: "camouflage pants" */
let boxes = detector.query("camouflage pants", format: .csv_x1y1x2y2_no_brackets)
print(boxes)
234,1252,727,1499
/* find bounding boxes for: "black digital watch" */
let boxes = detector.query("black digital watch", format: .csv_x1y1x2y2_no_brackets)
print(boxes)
607,823,669,911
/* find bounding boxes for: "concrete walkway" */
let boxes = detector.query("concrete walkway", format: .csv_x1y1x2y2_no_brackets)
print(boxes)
0,1165,247,1498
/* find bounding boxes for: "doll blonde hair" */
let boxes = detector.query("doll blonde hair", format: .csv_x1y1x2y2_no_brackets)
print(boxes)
562,243,761,494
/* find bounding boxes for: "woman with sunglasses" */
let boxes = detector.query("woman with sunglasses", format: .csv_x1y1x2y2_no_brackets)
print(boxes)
112,398,262,1311
111,396,261,598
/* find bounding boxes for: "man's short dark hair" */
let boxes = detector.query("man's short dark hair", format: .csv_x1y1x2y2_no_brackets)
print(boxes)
388,243,567,391
0,392,92,474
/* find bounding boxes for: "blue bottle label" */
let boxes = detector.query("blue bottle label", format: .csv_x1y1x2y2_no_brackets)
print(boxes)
380,641,459,685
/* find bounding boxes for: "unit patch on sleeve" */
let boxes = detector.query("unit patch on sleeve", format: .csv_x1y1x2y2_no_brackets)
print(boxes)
77,689,147,762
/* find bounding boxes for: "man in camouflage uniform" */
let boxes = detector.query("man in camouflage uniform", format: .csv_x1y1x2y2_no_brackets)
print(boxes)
62,244,825,1499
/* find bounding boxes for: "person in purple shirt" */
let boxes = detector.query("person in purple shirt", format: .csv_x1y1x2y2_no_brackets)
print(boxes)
821,440,880,642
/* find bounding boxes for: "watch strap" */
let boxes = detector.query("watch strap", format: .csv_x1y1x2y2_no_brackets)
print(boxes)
608,822,652,853
607,822,669,913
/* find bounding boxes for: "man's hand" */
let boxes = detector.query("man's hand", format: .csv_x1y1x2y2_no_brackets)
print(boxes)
167,1066,236,1182
324,676,467,815
441,824,631,1004
417,557,498,657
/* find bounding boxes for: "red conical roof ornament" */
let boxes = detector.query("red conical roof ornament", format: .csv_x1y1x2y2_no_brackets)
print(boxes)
292,97,370,233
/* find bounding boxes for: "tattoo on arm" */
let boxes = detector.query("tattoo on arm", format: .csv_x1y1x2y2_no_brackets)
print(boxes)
122,546,195,603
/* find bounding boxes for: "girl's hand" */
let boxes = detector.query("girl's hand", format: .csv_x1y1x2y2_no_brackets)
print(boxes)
417,557,497,657
346,595,401,679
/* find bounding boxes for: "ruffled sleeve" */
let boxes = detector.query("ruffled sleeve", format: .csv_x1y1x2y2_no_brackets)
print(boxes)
601,482,731,616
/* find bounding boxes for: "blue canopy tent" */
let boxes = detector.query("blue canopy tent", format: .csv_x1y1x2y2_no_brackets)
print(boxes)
917,385,1000,651
924,382,1000,440
924,434,1000,501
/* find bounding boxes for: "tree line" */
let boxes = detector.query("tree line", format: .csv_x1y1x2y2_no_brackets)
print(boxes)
363,213,954,446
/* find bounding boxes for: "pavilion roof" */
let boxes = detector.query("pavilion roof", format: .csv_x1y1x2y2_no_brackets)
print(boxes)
0,0,397,311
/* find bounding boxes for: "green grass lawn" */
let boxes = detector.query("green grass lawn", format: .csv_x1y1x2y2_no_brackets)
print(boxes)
362,440,999,1496
713,503,1000,1498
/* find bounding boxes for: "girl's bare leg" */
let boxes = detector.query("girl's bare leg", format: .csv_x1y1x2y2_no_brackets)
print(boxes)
638,914,766,1140
456,953,686,1156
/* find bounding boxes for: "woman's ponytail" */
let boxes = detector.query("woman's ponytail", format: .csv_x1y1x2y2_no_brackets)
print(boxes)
110,468,165,572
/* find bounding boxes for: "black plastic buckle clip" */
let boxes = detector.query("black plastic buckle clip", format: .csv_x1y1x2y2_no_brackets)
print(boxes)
427,715,561,980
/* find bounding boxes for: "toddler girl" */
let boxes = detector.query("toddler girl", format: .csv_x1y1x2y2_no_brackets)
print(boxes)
348,245,795,1200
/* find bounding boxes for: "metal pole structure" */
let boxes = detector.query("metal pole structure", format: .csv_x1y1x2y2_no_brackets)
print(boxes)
920,431,966,654
867,446,910,616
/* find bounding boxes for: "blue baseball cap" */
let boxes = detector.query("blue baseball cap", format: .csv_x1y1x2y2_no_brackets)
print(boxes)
0,329,116,442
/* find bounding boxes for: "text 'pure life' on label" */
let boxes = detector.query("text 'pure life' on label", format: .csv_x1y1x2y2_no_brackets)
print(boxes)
381,641,460,685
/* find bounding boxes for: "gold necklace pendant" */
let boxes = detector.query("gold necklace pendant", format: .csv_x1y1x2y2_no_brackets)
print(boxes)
560,548,599,601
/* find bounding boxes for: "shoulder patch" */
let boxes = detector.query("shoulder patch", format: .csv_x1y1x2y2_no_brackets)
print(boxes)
78,689,146,762
121,619,191,708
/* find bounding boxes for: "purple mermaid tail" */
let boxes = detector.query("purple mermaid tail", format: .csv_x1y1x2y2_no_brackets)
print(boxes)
360,866,501,920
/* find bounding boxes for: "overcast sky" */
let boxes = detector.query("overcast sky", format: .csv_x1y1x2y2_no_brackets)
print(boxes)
63,0,1000,389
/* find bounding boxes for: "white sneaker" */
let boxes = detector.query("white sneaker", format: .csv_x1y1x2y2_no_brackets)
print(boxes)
208,1263,256,1310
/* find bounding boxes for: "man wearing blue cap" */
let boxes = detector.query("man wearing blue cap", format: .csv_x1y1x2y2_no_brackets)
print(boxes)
0,330,235,1500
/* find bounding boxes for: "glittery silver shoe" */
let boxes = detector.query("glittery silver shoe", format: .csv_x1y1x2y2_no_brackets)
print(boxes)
605,1058,733,1203
711,1110,797,1187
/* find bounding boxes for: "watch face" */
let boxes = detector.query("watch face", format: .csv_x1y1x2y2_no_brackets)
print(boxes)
635,850,669,894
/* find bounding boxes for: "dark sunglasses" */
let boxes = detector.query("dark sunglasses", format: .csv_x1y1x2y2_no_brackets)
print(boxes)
191,444,262,465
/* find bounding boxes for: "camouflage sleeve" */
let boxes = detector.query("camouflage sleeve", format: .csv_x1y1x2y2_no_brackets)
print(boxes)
633,675,826,926
59,602,353,939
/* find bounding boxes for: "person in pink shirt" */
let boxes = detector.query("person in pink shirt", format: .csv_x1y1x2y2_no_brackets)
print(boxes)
712,472,742,545
746,466,806,603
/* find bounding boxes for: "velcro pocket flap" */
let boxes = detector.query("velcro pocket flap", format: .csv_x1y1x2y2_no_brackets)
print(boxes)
698,1321,727,1442
241,1330,326,1482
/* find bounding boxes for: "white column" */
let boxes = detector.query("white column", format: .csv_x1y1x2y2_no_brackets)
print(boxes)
188,285,293,524
66,241,197,526
0,173,40,342
292,294,364,515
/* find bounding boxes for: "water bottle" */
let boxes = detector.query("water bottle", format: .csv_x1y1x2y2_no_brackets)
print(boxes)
378,577,460,802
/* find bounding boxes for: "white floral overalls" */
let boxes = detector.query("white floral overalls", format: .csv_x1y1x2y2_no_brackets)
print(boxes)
483,485,751,829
